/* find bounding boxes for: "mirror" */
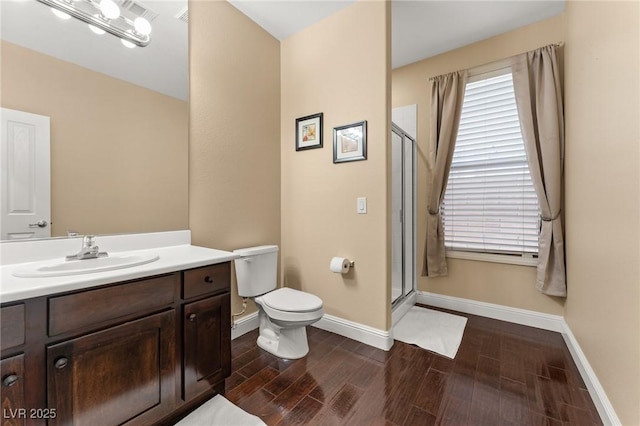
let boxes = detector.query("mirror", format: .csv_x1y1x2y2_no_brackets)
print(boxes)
0,0,189,240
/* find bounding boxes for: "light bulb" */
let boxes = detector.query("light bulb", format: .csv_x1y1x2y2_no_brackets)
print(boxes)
133,17,151,36
88,24,106,35
51,8,71,20
121,39,136,49
99,0,120,20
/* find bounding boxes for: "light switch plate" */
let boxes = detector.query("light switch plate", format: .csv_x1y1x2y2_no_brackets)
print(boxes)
357,197,367,214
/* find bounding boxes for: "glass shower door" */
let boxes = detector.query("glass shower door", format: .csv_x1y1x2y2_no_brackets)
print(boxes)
391,129,404,304
391,124,415,306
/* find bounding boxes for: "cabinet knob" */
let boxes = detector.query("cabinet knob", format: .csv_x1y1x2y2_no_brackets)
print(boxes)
188,313,197,322
55,357,69,370
2,374,19,387
204,276,214,284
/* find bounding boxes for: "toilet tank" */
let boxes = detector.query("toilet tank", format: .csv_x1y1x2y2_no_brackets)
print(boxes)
233,245,279,297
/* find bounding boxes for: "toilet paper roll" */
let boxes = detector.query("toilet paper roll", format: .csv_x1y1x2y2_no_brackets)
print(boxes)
330,257,351,274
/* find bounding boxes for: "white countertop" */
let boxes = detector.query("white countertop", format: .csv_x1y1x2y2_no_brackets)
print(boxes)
0,231,240,303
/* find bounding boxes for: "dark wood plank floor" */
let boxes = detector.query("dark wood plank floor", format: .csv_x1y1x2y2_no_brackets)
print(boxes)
225,305,602,425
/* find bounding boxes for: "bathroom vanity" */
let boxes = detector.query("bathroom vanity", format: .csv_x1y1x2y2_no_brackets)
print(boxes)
0,231,236,425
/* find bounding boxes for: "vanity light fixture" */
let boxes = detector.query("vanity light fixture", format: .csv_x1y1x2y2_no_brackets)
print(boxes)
37,0,152,47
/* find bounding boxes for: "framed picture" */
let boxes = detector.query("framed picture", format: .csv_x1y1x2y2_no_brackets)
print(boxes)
295,113,323,151
333,120,367,163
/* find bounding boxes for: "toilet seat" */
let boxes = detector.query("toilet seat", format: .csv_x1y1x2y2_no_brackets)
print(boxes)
254,288,324,324
261,288,323,313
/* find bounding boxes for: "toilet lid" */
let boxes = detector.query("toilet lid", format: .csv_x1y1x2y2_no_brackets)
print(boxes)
261,288,323,313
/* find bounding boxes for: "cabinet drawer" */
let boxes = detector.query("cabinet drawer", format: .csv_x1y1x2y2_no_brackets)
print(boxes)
183,263,230,300
49,274,177,336
1,304,25,351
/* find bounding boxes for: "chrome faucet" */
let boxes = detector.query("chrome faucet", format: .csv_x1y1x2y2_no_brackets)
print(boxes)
66,235,108,261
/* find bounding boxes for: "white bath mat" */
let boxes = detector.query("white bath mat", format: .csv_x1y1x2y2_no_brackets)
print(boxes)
176,394,266,426
393,306,467,359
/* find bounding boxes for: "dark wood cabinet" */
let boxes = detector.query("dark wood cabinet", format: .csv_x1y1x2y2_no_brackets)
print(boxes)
47,311,175,426
183,293,231,400
0,261,232,426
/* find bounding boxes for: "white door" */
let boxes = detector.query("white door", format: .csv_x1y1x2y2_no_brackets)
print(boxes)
1,108,51,240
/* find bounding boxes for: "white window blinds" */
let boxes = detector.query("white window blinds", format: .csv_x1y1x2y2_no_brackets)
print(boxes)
442,70,539,255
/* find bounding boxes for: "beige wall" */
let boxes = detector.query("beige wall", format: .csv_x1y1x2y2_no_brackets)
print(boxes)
564,1,640,424
281,1,391,330
1,41,189,237
392,15,566,316
188,0,281,317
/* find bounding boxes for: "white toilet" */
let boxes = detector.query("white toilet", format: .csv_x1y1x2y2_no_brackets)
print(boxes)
233,245,324,359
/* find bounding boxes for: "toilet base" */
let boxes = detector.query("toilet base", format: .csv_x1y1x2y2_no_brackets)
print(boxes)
257,312,310,359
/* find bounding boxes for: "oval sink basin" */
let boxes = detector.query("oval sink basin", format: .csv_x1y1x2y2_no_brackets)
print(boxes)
12,254,160,278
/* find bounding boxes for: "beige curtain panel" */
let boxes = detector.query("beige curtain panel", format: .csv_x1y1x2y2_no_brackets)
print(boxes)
423,70,468,277
512,45,567,297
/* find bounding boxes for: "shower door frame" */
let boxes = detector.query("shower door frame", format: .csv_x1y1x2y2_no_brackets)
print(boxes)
391,123,416,309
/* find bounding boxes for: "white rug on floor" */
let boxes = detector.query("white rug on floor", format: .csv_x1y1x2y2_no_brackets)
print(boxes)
393,306,467,359
176,394,266,426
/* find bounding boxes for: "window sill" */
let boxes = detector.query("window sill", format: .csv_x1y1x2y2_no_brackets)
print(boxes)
445,250,538,267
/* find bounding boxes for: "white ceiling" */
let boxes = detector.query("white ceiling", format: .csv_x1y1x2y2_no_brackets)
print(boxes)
1,0,565,100
390,1,565,68
228,1,565,68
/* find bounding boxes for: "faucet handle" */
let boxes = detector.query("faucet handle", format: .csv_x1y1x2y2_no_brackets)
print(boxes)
83,235,95,247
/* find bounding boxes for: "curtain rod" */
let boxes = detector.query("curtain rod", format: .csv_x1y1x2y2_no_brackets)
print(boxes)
428,41,564,81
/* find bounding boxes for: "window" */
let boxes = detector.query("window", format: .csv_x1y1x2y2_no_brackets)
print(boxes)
442,69,539,260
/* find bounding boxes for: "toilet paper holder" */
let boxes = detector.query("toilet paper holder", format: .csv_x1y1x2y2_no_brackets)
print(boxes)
329,257,355,274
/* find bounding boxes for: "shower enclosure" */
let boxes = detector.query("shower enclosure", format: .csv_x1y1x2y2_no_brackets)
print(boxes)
391,122,416,307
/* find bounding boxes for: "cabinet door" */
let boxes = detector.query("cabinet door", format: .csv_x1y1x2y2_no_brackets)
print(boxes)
1,354,25,426
47,310,175,426
183,293,230,400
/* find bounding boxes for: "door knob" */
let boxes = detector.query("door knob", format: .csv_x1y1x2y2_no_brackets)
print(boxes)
29,220,48,228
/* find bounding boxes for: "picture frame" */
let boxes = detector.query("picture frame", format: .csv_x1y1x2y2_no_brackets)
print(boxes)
333,120,367,163
295,113,323,151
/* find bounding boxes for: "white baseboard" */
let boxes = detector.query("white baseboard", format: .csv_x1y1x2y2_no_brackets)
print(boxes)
417,291,565,332
417,291,619,425
561,324,621,426
231,311,393,352
312,313,393,351
231,312,259,340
